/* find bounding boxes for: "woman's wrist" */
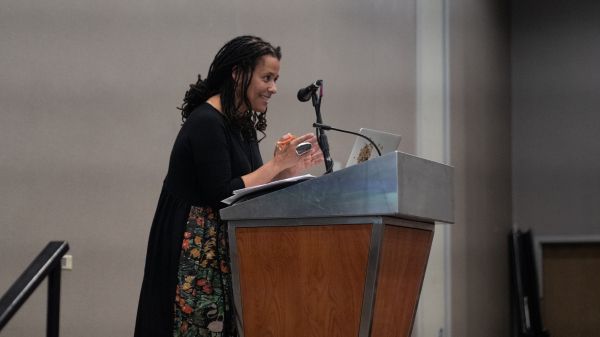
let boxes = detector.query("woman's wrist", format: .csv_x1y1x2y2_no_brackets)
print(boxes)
270,155,289,173
273,167,297,181
241,159,285,188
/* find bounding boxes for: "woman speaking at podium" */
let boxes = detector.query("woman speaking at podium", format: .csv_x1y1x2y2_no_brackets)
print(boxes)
134,35,323,337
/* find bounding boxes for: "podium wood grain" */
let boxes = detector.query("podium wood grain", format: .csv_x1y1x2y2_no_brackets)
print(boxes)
236,224,372,337
371,225,433,337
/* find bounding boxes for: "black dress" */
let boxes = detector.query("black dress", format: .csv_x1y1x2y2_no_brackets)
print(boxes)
135,103,262,337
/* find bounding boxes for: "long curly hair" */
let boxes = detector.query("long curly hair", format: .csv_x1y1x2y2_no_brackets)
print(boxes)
178,36,282,141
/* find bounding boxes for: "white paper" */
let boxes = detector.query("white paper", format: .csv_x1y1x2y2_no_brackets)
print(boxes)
222,174,315,205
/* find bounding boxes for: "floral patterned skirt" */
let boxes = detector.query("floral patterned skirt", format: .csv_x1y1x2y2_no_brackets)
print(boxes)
173,206,237,337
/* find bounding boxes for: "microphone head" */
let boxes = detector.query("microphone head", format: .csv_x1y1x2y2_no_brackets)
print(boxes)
297,89,311,102
297,80,323,102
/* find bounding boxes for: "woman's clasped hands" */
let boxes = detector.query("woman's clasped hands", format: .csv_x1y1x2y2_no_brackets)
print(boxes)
273,132,324,176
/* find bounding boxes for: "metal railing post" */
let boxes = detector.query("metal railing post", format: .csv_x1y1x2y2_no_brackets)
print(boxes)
47,266,61,337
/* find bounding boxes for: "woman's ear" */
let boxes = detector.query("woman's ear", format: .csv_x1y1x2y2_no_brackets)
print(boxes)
231,66,239,82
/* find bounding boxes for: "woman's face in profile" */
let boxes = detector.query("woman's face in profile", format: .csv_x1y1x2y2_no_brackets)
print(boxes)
245,55,280,113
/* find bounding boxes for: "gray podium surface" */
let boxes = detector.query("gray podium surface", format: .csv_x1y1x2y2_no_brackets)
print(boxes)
220,151,454,224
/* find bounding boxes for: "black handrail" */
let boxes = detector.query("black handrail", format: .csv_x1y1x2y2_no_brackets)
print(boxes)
0,241,69,336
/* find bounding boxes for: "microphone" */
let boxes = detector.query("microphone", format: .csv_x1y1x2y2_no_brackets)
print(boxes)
297,80,323,102
298,78,332,173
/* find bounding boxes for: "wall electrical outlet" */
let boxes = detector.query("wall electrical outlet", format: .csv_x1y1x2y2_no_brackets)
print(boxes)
61,254,73,270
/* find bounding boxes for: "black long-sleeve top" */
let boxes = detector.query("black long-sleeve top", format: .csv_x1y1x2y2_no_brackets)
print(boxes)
134,102,262,337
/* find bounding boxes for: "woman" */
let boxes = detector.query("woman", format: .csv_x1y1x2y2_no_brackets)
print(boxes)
134,35,323,337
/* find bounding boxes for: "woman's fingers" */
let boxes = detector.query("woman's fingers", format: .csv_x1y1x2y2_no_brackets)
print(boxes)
275,133,295,153
273,132,324,172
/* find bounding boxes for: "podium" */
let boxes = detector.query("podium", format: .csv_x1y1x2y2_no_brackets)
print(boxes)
220,151,454,337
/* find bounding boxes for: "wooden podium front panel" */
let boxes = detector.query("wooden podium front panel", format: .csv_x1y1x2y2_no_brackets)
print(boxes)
371,225,433,337
235,224,372,337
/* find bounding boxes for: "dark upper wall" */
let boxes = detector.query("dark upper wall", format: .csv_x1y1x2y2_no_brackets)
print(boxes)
512,0,600,235
450,0,512,336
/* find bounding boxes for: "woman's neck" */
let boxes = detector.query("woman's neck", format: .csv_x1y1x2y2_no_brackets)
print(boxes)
206,95,223,113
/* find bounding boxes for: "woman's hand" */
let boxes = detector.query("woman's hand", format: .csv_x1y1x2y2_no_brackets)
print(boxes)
241,133,324,187
273,133,324,178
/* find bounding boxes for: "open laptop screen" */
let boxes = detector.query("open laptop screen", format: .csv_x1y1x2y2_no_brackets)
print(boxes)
345,128,402,168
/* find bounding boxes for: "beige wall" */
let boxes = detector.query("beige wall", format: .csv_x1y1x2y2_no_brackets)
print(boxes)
0,1,416,336
449,0,512,336
1,0,515,336
413,0,449,335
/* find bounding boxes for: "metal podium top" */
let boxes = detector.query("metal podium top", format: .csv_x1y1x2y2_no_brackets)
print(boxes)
220,151,454,223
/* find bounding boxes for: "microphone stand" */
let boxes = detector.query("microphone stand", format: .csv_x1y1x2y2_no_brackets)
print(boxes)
312,123,382,156
311,85,334,174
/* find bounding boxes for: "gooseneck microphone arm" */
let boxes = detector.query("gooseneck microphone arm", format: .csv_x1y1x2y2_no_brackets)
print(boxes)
313,123,382,156
297,79,333,174
311,83,334,174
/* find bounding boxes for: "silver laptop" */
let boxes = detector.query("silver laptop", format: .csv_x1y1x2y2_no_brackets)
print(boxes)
345,128,402,168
